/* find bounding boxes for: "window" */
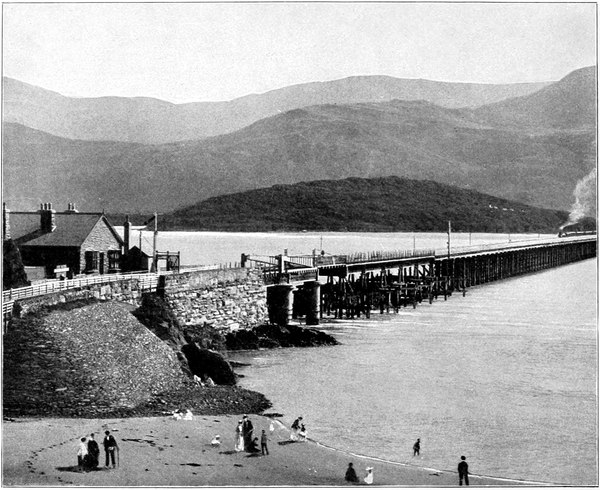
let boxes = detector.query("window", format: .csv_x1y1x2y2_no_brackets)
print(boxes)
85,251,99,272
108,250,121,271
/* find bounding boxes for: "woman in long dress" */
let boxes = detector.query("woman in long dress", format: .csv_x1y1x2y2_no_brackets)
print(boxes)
234,420,244,452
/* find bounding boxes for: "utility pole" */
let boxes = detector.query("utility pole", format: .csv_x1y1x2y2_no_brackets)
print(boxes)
447,220,452,279
151,212,158,272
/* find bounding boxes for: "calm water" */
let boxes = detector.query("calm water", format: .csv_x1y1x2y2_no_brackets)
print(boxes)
229,259,597,485
128,231,596,484
127,230,555,266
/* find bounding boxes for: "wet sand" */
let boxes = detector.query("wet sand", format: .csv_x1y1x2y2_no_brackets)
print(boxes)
2,415,536,487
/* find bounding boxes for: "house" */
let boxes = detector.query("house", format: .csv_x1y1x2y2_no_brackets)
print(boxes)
3,202,124,278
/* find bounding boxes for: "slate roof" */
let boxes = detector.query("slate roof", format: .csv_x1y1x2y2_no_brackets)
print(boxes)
10,212,124,248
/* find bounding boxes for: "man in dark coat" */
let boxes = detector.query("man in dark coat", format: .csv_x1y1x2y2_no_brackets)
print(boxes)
87,433,100,469
103,430,119,468
242,415,254,452
458,456,469,486
413,438,420,456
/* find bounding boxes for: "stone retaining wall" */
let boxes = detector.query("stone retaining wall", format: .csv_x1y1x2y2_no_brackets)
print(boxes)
15,279,148,317
161,268,268,331
13,268,268,333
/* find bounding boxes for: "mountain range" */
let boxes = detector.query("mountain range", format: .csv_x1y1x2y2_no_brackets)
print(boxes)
3,75,551,144
2,66,596,217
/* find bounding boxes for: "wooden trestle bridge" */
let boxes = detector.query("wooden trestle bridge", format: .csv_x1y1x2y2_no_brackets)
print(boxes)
245,235,597,326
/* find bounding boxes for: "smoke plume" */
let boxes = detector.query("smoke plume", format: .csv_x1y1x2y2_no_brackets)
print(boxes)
560,167,597,230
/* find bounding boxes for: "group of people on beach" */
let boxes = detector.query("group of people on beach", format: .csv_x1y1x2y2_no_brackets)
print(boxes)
234,415,270,455
76,431,118,472
345,463,373,485
289,416,307,442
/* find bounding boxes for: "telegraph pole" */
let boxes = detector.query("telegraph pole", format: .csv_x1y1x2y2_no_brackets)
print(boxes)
151,212,158,272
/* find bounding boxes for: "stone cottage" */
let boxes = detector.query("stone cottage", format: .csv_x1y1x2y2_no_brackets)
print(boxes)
4,202,124,278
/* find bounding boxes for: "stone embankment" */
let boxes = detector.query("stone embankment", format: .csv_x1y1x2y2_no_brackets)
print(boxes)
161,268,268,331
2,299,270,418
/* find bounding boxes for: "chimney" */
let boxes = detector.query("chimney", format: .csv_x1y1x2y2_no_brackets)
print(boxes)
123,215,131,254
40,202,56,233
64,202,79,214
3,203,10,240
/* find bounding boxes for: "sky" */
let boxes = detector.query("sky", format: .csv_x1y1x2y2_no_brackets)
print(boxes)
2,2,597,103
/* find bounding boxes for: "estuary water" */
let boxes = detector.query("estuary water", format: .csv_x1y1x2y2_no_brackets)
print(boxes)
134,231,596,484
229,259,597,486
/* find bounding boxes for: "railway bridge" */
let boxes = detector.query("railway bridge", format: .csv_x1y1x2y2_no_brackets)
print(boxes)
250,235,597,326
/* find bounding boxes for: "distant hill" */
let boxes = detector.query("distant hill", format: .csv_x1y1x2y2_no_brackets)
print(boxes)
158,176,592,233
472,66,596,130
2,67,596,215
3,75,551,143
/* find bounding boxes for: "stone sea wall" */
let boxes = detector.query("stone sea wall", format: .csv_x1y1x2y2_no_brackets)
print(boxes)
12,268,268,334
161,268,268,331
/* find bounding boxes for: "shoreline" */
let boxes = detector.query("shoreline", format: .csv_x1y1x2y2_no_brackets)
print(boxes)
2,414,539,487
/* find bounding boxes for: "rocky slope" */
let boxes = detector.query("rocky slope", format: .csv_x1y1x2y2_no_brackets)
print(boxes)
2,300,271,418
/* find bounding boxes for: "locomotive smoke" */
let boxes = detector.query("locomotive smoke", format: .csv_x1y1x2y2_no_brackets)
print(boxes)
560,167,597,230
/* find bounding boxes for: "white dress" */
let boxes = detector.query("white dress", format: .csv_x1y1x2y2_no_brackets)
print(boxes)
234,425,244,452
364,469,374,485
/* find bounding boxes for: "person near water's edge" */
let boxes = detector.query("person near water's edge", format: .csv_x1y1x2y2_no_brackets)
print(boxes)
458,456,469,486
413,438,420,456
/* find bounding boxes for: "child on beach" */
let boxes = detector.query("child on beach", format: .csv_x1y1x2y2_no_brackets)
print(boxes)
298,423,307,441
364,467,374,485
260,430,269,455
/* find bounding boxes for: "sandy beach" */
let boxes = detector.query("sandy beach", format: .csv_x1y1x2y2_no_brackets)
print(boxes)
2,415,536,487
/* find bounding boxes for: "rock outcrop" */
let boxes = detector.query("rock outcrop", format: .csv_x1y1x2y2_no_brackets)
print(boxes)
225,323,339,350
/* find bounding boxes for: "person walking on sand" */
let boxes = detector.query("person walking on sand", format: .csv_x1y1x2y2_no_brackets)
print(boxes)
260,430,269,455
103,430,118,468
77,437,88,472
235,420,244,452
345,462,359,483
413,438,420,456
364,466,374,485
458,456,469,486
87,433,100,469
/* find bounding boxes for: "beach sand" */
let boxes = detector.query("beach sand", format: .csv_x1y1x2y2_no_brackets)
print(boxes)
2,415,534,487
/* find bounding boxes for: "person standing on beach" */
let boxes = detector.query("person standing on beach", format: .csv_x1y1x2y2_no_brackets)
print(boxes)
260,429,269,455
458,456,469,486
103,430,118,468
364,466,374,485
87,433,100,469
242,415,254,451
235,420,244,452
345,462,359,483
413,438,420,456
77,437,88,472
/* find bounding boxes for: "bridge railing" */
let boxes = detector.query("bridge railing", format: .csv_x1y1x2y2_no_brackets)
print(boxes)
437,235,596,258
2,271,159,304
